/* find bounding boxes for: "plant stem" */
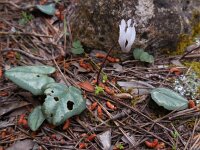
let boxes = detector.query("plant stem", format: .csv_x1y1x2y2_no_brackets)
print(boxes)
97,42,117,85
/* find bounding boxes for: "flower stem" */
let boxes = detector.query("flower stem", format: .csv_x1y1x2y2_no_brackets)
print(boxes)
97,42,117,85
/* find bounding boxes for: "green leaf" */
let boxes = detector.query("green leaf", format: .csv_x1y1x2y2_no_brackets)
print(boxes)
102,74,108,83
139,52,149,61
71,40,84,54
133,48,144,60
36,3,56,15
144,54,154,63
28,106,46,131
150,88,188,110
5,66,56,95
139,52,154,63
95,85,104,95
42,83,86,125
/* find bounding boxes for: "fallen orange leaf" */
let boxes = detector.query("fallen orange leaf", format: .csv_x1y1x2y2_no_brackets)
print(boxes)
145,139,158,148
85,134,96,142
79,59,93,71
0,67,2,78
188,100,196,109
97,105,103,119
0,91,9,97
78,81,95,92
88,102,98,111
79,142,87,149
6,51,16,59
170,67,181,75
63,119,70,130
106,101,117,110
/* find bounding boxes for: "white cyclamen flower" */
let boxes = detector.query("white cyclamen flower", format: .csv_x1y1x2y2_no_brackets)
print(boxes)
118,19,136,53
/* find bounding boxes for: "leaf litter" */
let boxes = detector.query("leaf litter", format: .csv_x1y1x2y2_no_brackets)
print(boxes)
0,1,200,150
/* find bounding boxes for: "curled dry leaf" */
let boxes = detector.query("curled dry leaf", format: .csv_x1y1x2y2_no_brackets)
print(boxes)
6,51,16,59
78,81,95,92
79,142,87,149
0,67,2,78
114,93,133,99
18,114,26,125
97,106,103,119
88,102,98,111
22,119,28,128
1,129,6,139
145,139,158,148
95,53,119,63
62,119,70,130
188,100,196,108
99,83,115,95
51,134,57,139
0,91,9,97
85,134,96,142
79,59,93,71
170,67,181,75
104,86,115,95
80,133,88,138
106,101,117,110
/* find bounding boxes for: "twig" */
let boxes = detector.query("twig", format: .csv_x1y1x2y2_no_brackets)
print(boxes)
0,32,53,38
179,45,200,60
97,42,117,85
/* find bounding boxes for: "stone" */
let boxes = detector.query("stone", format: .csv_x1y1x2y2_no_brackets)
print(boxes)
70,0,200,53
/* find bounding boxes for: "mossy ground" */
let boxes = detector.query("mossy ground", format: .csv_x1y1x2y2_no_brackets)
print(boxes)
184,61,200,77
172,12,200,55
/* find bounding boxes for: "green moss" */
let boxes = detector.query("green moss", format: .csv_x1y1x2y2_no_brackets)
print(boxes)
172,12,200,55
172,34,193,55
184,61,200,77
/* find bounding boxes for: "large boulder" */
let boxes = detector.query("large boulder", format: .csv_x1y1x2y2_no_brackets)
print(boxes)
70,0,200,53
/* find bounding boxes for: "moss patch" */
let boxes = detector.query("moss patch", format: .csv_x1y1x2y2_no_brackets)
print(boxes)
172,12,200,55
184,61,200,77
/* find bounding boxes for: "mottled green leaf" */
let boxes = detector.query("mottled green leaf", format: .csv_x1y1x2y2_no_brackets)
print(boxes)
151,88,188,110
5,66,55,95
133,48,144,60
71,40,84,54
42,83,86,125
36,3,56,15
28,106,46,131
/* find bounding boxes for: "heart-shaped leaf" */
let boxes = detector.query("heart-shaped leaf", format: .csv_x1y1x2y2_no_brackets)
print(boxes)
139,52,149,62
5,66,56,95
28,106,46,131
42,83,86,125
133,48,144,60
36,3,56,15
150,88,188,110
71,40,84,54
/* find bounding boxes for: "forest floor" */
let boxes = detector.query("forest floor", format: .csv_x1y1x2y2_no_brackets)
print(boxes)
0,1,200,150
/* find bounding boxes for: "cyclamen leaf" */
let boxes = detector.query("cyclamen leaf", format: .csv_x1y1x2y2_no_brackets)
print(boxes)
71,40,84,54
71,48,84,55
42,83,86,125
151,88,188,110
5,66,56,95
28,106,46,131
133,48,144,60
36,3,56,15
146,54,154,63
139,52,149,62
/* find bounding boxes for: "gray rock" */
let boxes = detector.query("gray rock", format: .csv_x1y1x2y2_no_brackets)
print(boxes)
70,0,200,52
